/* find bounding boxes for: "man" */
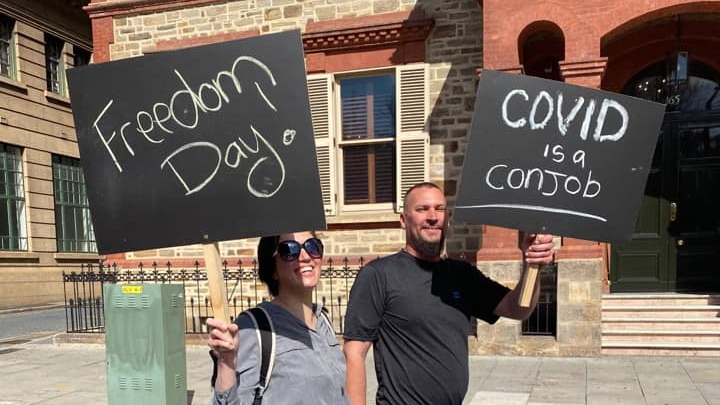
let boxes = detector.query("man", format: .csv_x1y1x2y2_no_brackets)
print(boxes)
343,182,555,405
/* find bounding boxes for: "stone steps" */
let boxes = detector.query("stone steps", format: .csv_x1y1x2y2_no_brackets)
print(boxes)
601,293,720,356
602,317,720,330
603,294,720,306
602,342,720,357
601,305,720,318
603,329,720,343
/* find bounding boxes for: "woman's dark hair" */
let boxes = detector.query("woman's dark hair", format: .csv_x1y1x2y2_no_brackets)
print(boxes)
257,231,319,297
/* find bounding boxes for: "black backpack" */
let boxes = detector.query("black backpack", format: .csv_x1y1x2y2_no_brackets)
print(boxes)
210,306,332,404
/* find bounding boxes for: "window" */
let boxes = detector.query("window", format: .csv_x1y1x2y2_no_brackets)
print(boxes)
0,144,27,250
340,74,396,204
0,14,15,78
52,155,96,253
622,58,720,112
308,65,428,216
73,45,91,68
45,34,64,94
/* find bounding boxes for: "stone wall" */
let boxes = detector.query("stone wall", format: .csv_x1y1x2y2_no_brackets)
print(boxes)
475,258,602,356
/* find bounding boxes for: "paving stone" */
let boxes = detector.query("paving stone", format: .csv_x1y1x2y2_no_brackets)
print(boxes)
467,390,529,405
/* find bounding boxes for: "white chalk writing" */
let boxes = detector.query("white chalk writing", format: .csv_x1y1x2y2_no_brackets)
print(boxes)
485,164,600,198
501,89,629,141
90,55,291,197
455,204,607,222
476,85,636,219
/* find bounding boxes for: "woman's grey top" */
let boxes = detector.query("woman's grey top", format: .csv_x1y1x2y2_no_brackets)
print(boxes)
212,301,349,405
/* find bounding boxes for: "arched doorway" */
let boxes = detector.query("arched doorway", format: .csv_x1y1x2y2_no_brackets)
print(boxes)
604,14,720,292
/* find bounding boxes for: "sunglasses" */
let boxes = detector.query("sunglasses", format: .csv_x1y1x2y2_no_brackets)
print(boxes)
276,237,324,262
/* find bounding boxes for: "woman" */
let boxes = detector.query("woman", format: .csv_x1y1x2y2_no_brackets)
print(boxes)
207,231,349,405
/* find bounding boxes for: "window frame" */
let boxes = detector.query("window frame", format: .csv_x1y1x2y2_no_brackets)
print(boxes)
335,68,398,212
73,45,91,68
52,155,96,253
308,64,429,219
0,144,27,251
0,14,16,79
45,33,65,95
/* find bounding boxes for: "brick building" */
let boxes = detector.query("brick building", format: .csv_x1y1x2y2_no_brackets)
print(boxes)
2,0,719,356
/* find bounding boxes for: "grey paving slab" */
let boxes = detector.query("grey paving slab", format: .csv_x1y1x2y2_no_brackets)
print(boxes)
586,381,645,405
530,359,587,404
529,383,585,405
467,390,529,405
642,388,709,405
476,357,540,393
586,359,645,404
683,359,720,383
697,383,720,405
587,358,639,383
528,401,584,405
536,358,587,386
586,391,646,405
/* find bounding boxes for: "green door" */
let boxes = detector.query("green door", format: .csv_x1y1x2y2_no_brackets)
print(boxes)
611,111,720,292
672,114,720,291
610,118,675,292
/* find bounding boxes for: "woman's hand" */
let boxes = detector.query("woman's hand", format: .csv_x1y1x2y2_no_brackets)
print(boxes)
207,318,239,390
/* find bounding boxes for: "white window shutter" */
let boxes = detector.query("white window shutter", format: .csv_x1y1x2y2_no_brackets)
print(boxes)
396,64,429,213
307,74,337,216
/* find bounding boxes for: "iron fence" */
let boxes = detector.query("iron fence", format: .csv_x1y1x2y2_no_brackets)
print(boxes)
62,257,364,335
62,257,557,336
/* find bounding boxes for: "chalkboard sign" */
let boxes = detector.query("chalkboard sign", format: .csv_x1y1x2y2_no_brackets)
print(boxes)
67,30,325,254
454,70,665,244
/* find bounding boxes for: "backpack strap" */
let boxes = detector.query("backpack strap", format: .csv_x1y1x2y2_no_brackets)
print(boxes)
246,307,275,405
318,306,334,333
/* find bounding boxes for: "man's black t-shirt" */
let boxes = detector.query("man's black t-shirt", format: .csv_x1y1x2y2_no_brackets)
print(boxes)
343,250,510,405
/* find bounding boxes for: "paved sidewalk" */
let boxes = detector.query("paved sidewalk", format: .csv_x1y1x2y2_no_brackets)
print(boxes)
0,334,718,405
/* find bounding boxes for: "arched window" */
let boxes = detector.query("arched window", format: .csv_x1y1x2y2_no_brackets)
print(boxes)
519,22,564,82
622,59,720,112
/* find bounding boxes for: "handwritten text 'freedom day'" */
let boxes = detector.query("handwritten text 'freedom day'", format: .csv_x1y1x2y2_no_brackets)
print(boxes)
90,56,292,197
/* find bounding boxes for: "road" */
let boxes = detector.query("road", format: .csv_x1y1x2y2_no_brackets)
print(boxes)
0,307,66,342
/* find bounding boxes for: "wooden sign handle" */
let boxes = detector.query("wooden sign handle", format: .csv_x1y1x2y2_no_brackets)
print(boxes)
518,232,543,308
203,242,231,324
518,263,539,307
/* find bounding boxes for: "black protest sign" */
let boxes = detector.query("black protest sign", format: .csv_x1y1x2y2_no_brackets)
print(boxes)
454,70,665,244
67,30,325,254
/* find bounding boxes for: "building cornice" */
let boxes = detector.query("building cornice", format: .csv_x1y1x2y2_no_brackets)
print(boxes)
85,0,221,18
303,11,434,54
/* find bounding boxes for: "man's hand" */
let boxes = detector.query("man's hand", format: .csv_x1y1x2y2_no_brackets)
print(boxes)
520,233,554,265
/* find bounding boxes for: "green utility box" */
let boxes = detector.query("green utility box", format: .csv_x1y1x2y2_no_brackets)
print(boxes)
104,284,187,405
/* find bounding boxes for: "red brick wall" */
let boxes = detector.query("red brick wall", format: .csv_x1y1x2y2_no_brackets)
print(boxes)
482,0,720,70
